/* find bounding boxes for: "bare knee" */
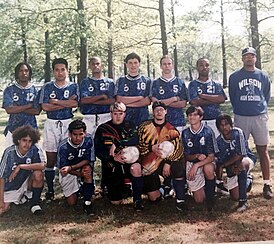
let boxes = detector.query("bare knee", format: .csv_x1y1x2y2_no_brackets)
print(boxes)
130,163,142,177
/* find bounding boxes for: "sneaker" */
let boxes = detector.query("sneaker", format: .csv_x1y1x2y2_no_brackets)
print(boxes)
83,201,94,215
246,174,253,193
263,184,273,199
176,201,188,212
216,182,229,196
134,200,144,211
30,205,43,215
45,192,54,201
162,186,174,199
237,201,249,212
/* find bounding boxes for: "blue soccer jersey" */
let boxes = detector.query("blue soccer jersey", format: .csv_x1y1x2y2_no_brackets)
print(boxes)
57,134,95,169
188,79,227,120
216,127,256,172
229,68,271,116
151,76,188,127
115,74,151,126
0,144,45,191
2,82,40,134
79,77,115,115
182,122,219,161
39,81,79,120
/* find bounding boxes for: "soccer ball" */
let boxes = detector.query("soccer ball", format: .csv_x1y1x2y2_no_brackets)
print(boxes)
159,141,175,159
121,146,140,164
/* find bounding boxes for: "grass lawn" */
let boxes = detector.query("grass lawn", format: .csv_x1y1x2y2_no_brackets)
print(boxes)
0,94,273,243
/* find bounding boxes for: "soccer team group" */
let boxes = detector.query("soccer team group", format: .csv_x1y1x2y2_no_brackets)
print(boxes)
0,47,272,216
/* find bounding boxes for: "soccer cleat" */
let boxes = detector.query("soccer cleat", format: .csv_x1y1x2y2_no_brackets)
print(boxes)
162,186,174,199
237,201,249,212
45,192,54,201
83,201,94,215
216,182,229,196
176,201,188,212
206,198,215,212
134,200,144,211
30,205,43,215
263,184,273,199
246,174,253,193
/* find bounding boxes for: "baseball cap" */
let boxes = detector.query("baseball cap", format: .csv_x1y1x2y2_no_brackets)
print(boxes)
152,101,167,110
242,47,257,56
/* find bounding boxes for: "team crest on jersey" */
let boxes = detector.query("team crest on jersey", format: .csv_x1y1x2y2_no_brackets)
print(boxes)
13,93,19,102
187,140,193,147
199,137,205,145
26,158,31,164
197,87,203,94
50,91,56,99
88,85,94,92
68,153,74,160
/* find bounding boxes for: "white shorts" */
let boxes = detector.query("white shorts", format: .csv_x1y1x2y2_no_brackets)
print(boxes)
186,161,205,192
204,119,219,138
59,173,80,198
4,178,32,204
83,113,111,137
243,157,255,172
5,131,13,148
42,118,72,152
227,175,238,190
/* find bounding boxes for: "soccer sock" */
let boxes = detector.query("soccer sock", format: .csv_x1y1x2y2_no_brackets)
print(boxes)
205,178,216,201
132,176,143,202
83,182,94,201
163,176,172,188
45,168,55,193
238,170,247,201
30,187,43,207
173,179,186,201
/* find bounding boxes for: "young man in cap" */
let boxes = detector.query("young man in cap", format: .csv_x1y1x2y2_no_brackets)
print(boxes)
229,47,272,199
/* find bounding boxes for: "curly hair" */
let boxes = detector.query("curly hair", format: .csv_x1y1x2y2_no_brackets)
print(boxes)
12,125,40,145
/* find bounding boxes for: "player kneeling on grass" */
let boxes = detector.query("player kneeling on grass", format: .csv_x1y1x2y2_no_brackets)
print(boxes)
130,101,186,212
57,119,95,215
0,125,46,215
215,114,256,212
182,106,218,211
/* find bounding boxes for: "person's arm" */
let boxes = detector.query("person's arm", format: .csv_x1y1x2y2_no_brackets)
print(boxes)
80,95,108,105
0,178,5,215
92,97,115,105
60,160,90,177
116,95,143,105
42,95,78,111
197,93,226,104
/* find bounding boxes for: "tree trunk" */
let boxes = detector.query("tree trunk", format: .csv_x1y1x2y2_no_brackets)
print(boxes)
107,0,114,79
44,15,51,83
249,0,261,69
159,0,168,55
220,0,227,88
171,0,178,77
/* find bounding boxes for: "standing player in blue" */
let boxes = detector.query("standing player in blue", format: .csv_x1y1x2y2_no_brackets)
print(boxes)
188,58,226,137
115,52,151,127
57,120,95,215
0,125,46,215
229,47,272,199
182,106,218,211
150,55,188,198
39,58,79,200
79,56,115,137
215,114,256,212
2,62,41,147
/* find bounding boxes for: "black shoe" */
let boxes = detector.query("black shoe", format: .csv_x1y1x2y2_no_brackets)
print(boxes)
45,192,54,201
134,200,144,211
216,182,229,196
263,184,273,199
246,174,253,193
176,201,188,212
237,200,249,212
162,186,174,199
83,201,94,215
206,198,215,212
30,205,44,215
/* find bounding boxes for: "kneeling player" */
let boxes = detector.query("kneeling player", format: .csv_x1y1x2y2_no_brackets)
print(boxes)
57,120,95,215
182,106,218,211
216,114,256,212
0,125,46,215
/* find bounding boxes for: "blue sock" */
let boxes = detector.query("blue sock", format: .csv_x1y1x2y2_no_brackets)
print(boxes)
205,178,216,201
83,182,94,201
238,170,247,201
30,187,43,207
132,176,143,202
45,168,55,193
163,177,172,188
173,179,186,201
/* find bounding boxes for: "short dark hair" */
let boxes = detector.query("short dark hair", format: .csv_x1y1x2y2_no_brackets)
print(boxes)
160,55,173,65
52,58,68,70
12,125,40,145
152,101,167,111
15,62,32,81
216,114,233,130
125,52,141,63
186,105,204,117
68,119,87,133
196,57,209,67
